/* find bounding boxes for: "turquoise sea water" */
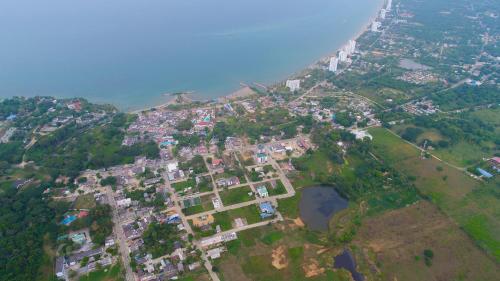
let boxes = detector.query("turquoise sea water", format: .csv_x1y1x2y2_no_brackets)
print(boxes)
0,0,383,110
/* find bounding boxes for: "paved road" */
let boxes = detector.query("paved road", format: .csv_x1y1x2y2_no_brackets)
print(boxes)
106,188,136,281
164,175,221,281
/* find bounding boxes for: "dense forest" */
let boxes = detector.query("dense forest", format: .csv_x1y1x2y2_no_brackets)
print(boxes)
0,184,57,281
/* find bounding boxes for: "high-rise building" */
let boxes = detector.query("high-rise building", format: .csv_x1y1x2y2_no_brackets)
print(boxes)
386,0,392,11
286,79,301,91
348,40,356,54
338,50,348,62
371,21,381,32
380,9,386,19
328,57,339,72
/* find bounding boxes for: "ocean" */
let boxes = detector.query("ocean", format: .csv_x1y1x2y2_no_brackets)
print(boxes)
0,0,383,111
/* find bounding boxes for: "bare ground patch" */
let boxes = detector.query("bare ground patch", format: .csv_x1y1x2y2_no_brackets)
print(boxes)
354,201,499,281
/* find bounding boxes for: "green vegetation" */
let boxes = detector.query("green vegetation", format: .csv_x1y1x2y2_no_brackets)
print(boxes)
369,127,500,261
260,231,284,245
142,222,178,258
26,113,159,178
0,184,59,281
219,186,254,205
179,155,208,174
78,264,124,281
212,205,262,231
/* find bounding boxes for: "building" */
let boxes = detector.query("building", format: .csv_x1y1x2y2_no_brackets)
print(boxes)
200,232,238,248
346,40,356,54
371,21,381,32
212,197,222,209
380,8,387,19
117,197,132,208
256,186,269,198
328,57,339,72
259,202,275,218
386,0,392,11
167,161,179,173
286,79,301,91
55,257,65,279
338,50,348,62
256,152,268,164
477,168,493,179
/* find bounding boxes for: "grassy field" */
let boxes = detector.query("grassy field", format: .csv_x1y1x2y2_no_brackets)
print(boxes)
277,190,302,219
432,140,494,167
369,127,500,261
183,195,214,216
78,264,124,281
212,204,262,231
266,180,287,196
353,201,499,281
74,194,96,209
219,186,254,205
214,223,353,281
172,178,196,192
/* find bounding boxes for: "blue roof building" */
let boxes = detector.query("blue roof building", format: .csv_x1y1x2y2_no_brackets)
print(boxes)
477,168,493,178
259,202,275,219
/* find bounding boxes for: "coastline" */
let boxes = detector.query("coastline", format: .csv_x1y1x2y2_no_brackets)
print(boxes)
127,0,385,114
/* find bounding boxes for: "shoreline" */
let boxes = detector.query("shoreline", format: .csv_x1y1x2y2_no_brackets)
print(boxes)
125,1,385,114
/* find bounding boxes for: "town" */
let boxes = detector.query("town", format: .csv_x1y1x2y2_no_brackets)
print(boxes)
0,0,498,280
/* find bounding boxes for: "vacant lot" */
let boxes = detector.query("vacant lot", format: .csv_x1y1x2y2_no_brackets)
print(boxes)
74,194,96,209
219,186,254,205
369,128,500,261
354,201,499,281
215,224,351,281
78,264,124,281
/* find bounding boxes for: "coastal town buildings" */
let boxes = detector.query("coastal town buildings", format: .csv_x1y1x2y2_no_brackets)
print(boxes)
285,79,301,91
338,50,348,62
328,57,339,72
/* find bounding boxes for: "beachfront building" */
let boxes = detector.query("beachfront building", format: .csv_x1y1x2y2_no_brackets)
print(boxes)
346,40,356,55
286,79,301,91
371,21,381,32
380,8,387,19
328,57,339,72
386,0,392,11
338,50,348,62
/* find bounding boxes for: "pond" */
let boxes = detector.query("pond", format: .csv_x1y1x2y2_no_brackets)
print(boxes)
299,185,348,231
333,250,364,281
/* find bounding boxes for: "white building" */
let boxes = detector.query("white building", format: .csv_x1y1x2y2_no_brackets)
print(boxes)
328,57,339,72
116,198,132,208
346,40,356,54
386,0,392,11
338,50,348,62
380,9,386,20
371,21,381,32
286,79,301,91
167,161,179,173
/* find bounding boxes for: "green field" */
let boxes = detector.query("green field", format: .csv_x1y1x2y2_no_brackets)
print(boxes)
74,194,97,209
78,264,124,281
183,195,214,216
266,180,287,196
212,204,262,231
219,186,254,206
172,178,196,192
215,224,351,281
369,127,500,261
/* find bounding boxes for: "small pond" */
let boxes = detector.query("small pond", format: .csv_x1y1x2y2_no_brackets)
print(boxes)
299,185,348,231
333,250,364,281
